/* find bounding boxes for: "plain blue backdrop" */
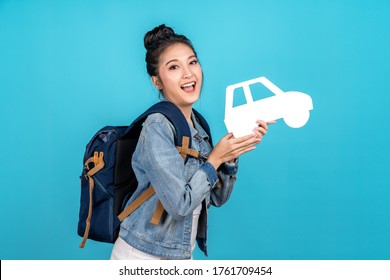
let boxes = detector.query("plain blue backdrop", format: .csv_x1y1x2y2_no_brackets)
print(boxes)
1,0,389,260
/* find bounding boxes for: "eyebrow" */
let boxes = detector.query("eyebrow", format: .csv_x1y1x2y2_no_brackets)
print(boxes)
165,55,197,66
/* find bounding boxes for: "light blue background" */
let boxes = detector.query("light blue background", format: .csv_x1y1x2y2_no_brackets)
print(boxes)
1,0,389,260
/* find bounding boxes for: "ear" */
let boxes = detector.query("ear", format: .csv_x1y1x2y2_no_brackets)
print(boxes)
151,76,162,90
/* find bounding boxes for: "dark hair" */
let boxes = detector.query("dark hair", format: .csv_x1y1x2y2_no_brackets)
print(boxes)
144,24,197,77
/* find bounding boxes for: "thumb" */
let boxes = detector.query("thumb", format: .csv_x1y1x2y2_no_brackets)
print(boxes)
224,132,235,140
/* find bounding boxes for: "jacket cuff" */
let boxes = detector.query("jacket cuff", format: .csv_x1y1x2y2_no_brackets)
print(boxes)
220,159,239,176
200,162,218,187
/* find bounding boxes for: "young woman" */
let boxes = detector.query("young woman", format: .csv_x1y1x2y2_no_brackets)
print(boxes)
110,24,273,260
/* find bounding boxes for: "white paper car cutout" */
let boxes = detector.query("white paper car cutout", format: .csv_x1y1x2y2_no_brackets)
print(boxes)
224,76,314,137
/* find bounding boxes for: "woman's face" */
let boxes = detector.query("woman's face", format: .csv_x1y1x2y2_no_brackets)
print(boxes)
152,43,202,110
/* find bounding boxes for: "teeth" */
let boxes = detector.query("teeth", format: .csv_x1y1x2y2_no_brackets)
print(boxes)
182,82,195,88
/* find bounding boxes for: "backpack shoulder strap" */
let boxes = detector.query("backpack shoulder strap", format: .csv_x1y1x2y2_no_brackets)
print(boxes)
125,100,199,162
193,108,213,146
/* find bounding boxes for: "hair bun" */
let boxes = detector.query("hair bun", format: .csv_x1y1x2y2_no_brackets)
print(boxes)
144,24,175,51
143,24,196,77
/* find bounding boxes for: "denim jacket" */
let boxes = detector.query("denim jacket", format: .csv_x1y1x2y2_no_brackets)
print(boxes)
118,109,238,259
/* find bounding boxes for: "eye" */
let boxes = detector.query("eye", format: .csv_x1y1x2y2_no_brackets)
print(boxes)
169,65,179,70
189,59,198,65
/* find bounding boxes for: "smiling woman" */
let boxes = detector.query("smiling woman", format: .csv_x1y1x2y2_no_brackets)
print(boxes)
109,24,273,260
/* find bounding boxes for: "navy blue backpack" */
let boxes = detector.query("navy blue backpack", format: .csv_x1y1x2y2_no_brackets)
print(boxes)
78,101,211,248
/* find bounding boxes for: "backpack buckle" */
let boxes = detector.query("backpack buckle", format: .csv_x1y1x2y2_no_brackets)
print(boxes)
176,136,199,160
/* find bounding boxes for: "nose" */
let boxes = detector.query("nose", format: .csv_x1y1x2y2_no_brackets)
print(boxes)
183,66,193,79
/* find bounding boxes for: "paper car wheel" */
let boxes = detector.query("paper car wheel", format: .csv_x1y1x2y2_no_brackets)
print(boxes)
283,110,310,128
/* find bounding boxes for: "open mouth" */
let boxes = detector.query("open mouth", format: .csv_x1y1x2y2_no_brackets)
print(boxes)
181,82,196,92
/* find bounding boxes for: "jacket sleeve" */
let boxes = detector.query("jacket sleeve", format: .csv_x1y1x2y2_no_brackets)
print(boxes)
210,160,238,207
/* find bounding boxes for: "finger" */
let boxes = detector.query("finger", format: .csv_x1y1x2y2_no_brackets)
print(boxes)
232,133,257,144
233,136,261,151
226,137,262,160
254,130,263,138
234,144,258,157
224,132,235,140
257,119,277,127
254,125,268,135
254,126,267,136
256,120,268,130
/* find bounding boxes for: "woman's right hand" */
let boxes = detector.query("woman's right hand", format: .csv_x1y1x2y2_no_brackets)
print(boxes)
207,132,261,170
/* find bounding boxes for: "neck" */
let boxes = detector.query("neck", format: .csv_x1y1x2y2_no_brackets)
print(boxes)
162,98,194,126
181,106,193,127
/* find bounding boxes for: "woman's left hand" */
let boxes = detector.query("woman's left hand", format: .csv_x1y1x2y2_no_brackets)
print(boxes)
253,120,276,139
